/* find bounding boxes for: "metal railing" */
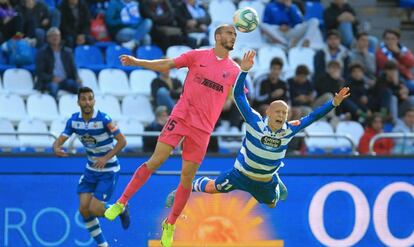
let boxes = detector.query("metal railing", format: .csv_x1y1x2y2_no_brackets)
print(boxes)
369,132,414,155
0,131,357,153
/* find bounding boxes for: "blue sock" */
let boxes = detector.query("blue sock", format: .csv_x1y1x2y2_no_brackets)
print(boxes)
83,216,108,247
192,177,211,192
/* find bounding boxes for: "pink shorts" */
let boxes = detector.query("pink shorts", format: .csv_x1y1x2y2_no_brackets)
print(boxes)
158,116,211,164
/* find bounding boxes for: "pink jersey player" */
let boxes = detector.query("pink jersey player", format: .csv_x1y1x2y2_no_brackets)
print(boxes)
104,24,256,247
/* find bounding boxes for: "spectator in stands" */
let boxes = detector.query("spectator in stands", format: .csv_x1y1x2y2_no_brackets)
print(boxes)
151,70,182,113
314,29,349,80
288,64,315,117
35,27,82,99
0,0,23,43
174,0,211,48
255,57,288,112
344,63,371,122
373,60,414,120
143,105,169,152
105,0,152,47
141,0,183,51
18,0,60,48
260,0,324,50
376,29,414,93
59,0,93,47
392,107,414,154
349,32,376,84
358,113,393,155
324,0,358,48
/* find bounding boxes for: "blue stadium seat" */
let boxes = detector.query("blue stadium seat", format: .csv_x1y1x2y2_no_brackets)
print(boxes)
307,147,327,155
304,1,324,26
75,45,107,72
105,45,138,72
95,41,117,49
136,45,164,60
0,51,15,72
400,0,414,8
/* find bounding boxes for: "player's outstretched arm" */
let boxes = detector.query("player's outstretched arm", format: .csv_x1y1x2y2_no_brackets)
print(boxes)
119,55,175,73
53,135,69,157
292,87,351,132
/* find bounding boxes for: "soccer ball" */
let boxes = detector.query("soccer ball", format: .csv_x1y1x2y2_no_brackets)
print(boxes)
233,7,259,33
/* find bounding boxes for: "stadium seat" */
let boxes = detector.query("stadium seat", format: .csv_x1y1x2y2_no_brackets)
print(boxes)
230,46,260,71
50,118,83,149
105,45,137,72
75,45,107,72
98,69,131,97
117,119,144,151
166,45,192,59
94,94,123,121
18,119,54,149
288,47,315,74
304,120,337,151
137,45,164,60
238,0,265,18
234,28,265,50
0,94,28,123
122,95,155,124
59,94,79,119
3,68,37,97
78,68,101,94
27,94,60,123
0,119,20,149
129,70,157,96
257,46,289,72
335,121,364,149
0,51,14,72
209,0,236,23
304,1,325,26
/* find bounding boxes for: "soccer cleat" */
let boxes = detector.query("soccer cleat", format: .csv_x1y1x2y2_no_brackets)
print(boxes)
104,202,124,221
165,190,176,208
276,174,288,201
161,219,175,247
119,204,131,229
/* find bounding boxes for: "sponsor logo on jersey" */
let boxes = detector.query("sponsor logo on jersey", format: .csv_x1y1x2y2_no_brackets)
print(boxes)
81,134,97,147
261,136,282,148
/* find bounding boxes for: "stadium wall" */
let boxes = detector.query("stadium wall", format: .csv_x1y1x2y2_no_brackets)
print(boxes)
0,155,413,247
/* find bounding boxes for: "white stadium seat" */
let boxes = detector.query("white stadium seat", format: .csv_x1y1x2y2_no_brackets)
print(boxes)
3,68,37,97
117,119,144,150
336,121,364,148
209,0,236,23
98,69,131,97
18,119,54,148
78,68,101,94
304,120,337,149
288,47,316,74
94,94,123,121
258,46,289,72
0,119,20,148
166,45,192,59
27,94,60,123
129,70,157,96
59,94,79,119
0,94,28,123
122,95,155,124
50,119,83,148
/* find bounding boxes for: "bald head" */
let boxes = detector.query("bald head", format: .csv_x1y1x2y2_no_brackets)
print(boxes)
214,24,236,41
266,100,289,131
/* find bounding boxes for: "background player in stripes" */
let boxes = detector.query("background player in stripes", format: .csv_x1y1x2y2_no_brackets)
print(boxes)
52,87,130,247
166,65,350,208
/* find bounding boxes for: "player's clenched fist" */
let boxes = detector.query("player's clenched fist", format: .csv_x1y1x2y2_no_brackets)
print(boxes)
119,55,137,66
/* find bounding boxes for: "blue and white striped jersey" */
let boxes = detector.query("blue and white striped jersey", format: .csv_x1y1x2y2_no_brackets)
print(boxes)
233,72,335,179
62,110,121,172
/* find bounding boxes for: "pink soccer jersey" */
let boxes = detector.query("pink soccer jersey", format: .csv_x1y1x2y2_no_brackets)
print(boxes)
173,48,240,133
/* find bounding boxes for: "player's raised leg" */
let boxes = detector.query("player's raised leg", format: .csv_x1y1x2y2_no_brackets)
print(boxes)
105,141,173,220
161,160,199,247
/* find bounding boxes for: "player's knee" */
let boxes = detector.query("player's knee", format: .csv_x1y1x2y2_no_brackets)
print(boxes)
79,205,90,217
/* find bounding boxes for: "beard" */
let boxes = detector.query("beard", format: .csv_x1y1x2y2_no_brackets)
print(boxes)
81,106,93,115
221,40,234,51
